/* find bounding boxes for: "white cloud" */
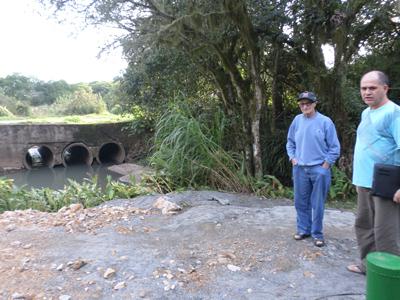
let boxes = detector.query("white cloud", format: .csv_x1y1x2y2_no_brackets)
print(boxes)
0,0,127,83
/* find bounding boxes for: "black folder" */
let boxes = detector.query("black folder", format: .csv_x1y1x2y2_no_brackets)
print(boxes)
371,163,400,199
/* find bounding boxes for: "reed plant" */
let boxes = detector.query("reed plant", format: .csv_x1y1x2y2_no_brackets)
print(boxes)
150,102,262,193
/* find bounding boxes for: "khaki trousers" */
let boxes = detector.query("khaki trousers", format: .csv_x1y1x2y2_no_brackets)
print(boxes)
355,186,400,272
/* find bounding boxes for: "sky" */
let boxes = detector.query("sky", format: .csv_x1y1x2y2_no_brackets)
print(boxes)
0,0,128,84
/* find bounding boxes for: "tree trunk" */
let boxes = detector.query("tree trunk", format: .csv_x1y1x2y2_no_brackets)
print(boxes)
248,52,264,178
316,67,353,173
271,44,284,133
223,0,264,178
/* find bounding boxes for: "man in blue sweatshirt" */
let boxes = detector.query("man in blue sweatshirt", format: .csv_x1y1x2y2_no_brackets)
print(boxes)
286,91,340,247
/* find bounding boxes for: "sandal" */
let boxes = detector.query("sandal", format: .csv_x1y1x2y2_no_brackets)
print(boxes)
314,239,325,247
346,264,366,275
293,233,311,240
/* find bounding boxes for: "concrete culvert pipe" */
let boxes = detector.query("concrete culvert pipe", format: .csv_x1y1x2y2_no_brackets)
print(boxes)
62,143,93,167
24,145,55,169
97,142,126,164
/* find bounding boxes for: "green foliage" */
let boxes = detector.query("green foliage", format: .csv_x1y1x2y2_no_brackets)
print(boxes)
15,101,31,116
0,92,31,117
348,37,400,103
0,91,26,117
0,105,14,117
110,104,123,115
59,177,106,207
0,74,122,115
139,171,177,194
0,74,35,102
253,175,293,199
89,81,120,110
328,165,357,201
0,113,131,125
119,47,215,118
0,89,17,115
146,100,294,198
104,176,146,199
0,176,150,214
150,101,251,192
52,87,108,115
63,116,81,123
123,105,155,134
0,178,14,211
261,129,292,186
32,80,74,106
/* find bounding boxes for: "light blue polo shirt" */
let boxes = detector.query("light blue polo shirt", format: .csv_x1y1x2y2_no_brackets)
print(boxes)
352,101,400,188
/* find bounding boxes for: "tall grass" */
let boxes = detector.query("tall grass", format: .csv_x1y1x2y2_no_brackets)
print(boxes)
150,102,262,193
261,129,293,186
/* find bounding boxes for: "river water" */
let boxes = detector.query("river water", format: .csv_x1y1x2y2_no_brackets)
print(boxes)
1,163,121,190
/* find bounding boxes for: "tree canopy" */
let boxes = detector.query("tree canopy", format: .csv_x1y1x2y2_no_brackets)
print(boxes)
39,0,400,179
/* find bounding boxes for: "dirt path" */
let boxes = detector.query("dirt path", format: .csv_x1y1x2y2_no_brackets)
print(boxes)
0,191,365,300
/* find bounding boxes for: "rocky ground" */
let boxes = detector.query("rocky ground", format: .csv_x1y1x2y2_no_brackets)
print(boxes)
0,191,366,300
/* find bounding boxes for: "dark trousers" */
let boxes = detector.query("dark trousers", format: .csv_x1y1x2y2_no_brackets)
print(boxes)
355,186,400,271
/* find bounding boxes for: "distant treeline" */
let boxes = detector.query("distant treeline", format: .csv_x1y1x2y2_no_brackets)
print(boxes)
0,74,122,117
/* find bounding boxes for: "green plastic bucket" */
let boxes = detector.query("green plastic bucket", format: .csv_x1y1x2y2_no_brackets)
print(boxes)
366,252,400,300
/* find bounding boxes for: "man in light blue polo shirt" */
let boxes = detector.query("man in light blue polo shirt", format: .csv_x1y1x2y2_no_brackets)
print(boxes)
286,91,340,247
347,71,400,275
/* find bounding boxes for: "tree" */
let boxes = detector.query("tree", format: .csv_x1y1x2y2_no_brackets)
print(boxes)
0,91,17,116
41,0,400,177
42,0,268,177
349,36,400,103
0,74,76,106
52,86,107,115
0,74,36,102
119,47,212,116
32,80,73,105
89,81,119,110
278,0,400,156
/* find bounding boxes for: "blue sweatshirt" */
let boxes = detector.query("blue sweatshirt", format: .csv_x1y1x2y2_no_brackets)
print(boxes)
286,112,340,166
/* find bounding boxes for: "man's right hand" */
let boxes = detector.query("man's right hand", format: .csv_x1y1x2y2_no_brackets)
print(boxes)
394,189,400,204
291,158,298,166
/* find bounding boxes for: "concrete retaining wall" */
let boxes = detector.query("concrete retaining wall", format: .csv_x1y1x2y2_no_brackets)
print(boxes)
0,122,151,170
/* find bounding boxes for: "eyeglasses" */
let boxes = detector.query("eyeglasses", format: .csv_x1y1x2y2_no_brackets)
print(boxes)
298,102,314,107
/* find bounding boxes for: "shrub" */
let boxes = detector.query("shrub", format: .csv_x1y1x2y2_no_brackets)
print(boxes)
0,93,18,115
0,105,14,117
15,102,31,116
329,165,357,201
52,88,107,116
110,104,123,115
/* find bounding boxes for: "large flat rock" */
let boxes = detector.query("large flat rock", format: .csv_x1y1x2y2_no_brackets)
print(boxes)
108,163,153,184
0,191,365,299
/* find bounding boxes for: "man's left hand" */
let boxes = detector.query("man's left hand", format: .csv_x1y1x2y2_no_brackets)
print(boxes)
322,162,330,169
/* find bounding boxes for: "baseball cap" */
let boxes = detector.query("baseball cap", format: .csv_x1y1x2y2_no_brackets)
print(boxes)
297,91,317,102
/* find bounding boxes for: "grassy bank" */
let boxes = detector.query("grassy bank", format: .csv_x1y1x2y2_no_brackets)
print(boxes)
0,113,134,125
